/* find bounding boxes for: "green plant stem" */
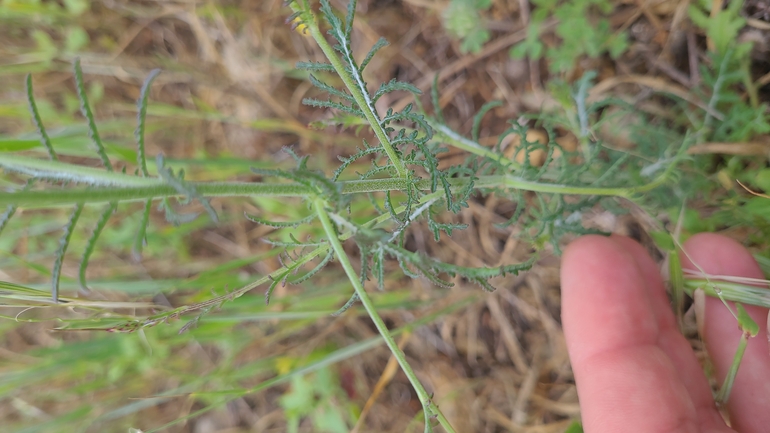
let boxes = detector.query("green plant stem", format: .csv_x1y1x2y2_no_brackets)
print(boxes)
293,2,408,179
1,154,158,187
715,331,749,405
432,120,521,170
0,175,639,207
313,197,455,433
431,116,679,194
4,154,669,208
683,278,770,309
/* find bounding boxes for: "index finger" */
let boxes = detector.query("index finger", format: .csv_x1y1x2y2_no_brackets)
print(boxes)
561,235,728,432
681,233,770,433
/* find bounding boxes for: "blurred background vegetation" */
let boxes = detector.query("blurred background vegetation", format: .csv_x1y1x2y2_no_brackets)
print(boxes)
1,0,769,432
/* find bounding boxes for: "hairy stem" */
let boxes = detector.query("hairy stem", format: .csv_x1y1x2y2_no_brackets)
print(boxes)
432,120,521,170
0,171,652,208
314,198,456,433
292,2,408,178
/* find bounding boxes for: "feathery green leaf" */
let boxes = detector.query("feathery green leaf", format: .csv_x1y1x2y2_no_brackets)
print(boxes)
73,58,112,171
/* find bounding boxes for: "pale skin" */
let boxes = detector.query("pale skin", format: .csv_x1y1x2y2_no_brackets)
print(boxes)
561,233,770,433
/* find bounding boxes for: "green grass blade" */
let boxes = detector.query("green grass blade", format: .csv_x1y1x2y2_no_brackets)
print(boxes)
669,250,685,321
0,279,157,308
78,201,117,290
715,330,749,405
135,69,161,177
683,278,770,309
25,74,57,160
52,203,84,303
73,58,113,171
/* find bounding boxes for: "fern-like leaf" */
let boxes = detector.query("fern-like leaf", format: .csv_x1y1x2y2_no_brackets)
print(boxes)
380,241,534,291
25,74,57,160
360,37,388,73
384,191,406,225
309,74,356,103
73,59,112,171
296,61,336,72
332,292,360,316
264,233,326,248
52,204,84,302
469,276,496,292
283,146,310,170
382,105,434,137
343,0,356,41
132,199,153,261
358,242,370,284
372,79,421,103
156,154,218,223
426,209,468,242
372,247,385,290
302,98,365,118
319,0,380,124
265,269,290,305
431,74,445,124
471,101,503,142
319,0,345,47
0,180,36,236
287,250,333,285
135,69,161,177
358,162,395,181
404,259,454,289
332,144,381,181
244,212,316,228
79,202,117,290
0,205,17,236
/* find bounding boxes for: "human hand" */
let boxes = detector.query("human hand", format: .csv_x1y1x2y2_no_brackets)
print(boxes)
561,233,770,432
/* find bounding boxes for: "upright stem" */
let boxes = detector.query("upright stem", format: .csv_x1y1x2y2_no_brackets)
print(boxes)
313,198,456,433
715,332,749,405
293,2,408,178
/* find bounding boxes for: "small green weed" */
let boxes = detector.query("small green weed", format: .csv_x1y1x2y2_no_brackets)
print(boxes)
679,0,770,241
512,0,628,73
440,0,629,73
0,0,90,73
442,0,493,53
279,360,355,433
